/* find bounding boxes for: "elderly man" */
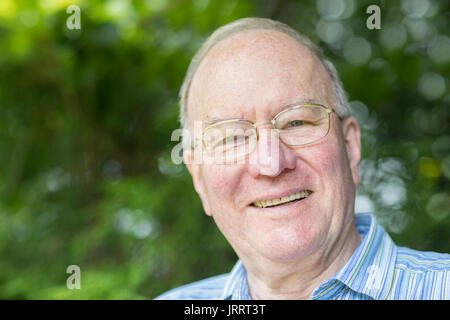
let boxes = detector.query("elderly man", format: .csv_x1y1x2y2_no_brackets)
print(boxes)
157,18,449,300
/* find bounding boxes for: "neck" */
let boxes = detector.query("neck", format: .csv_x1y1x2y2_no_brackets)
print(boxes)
243,217,362,300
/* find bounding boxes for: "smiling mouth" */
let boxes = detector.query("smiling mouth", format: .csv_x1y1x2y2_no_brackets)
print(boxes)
251,190,313,208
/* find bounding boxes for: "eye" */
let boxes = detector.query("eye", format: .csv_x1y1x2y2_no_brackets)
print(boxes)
224,135,247,144
213,135,245,148
287,120,304,128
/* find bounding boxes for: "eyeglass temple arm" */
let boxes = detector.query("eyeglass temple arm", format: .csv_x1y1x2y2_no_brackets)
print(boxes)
329,108,343,120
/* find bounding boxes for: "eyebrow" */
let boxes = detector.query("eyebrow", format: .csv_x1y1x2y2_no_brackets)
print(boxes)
204,116,234,127
284,98,320,107
204,98,323,127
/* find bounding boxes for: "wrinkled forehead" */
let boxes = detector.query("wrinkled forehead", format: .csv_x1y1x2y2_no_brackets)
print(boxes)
187,29,333,123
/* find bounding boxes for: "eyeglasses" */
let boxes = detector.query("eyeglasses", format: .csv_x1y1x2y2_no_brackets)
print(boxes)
201,103,341,163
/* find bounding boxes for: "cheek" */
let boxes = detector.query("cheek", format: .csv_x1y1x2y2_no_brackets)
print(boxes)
202,165,242,206
200,165,249,249
306,133,356,221
300,132,352,199
324,145,348,178
307,143,345,179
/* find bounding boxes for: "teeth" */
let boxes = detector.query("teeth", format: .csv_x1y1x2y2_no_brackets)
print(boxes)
253,190,312,208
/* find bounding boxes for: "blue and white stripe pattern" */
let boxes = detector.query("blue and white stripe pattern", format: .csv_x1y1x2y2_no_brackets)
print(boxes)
156,214,450,300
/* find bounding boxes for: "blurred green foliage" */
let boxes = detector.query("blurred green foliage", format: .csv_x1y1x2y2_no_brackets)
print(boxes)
0,0,448,299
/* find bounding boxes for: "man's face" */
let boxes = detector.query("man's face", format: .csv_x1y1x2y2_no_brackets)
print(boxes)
185,30,361,263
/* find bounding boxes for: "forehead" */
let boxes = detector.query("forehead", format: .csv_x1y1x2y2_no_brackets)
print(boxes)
188,29,333,121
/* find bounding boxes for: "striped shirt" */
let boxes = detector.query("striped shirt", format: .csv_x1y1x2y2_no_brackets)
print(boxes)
156,213,450,300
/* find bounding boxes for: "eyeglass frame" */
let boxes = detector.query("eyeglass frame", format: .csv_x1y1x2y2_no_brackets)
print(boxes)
198,103,343,155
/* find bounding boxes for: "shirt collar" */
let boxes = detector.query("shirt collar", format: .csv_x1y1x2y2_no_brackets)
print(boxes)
333,213,397,300
221,213,397,300
220,260,249,300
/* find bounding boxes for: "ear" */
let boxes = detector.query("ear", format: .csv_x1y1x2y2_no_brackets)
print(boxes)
184,148,212,216
341,117,361,186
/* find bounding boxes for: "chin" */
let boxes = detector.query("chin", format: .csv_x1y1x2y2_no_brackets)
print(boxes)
254,223,323,262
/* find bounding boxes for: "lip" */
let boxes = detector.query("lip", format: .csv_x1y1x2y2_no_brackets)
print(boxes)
249,188,313,207
248,191,314,217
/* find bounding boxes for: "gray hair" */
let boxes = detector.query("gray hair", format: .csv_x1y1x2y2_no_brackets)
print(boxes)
180,17,350,149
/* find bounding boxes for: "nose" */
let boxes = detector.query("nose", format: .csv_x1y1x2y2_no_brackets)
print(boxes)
248,127,297,178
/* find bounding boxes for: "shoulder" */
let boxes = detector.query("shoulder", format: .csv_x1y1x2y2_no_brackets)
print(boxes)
154,273,229,300
395,246,450,272
392,246,450,299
